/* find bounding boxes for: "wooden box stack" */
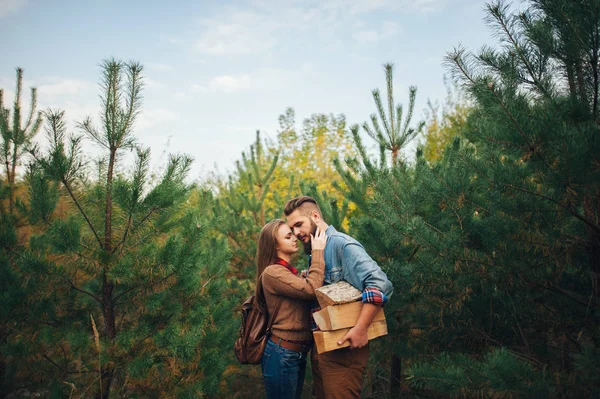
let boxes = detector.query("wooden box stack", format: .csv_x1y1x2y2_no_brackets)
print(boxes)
312,281,387,354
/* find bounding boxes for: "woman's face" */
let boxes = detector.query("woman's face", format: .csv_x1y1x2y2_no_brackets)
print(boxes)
276,224,299,255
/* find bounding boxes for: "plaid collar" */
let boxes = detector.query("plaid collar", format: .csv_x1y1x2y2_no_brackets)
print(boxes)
275,258,298,275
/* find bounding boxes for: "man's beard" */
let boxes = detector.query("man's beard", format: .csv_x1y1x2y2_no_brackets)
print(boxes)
302,220,319,255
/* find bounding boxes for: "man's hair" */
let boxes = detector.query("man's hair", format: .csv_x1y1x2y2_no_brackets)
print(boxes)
283,195,322,217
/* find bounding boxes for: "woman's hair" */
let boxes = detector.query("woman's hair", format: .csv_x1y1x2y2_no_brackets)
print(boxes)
255,219,286,305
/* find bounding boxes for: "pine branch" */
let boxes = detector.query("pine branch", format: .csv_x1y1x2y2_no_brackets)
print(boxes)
62,179,104,248
226,231,255,266
65,277,102,303
113,269,177,306
373,89,392,143
507,291,531,355
488,3,551,98
502,181,599,235
540,283,593,308
43,354,62,370
112,206,157,255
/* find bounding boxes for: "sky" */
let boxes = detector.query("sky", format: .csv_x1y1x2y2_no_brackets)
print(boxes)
0,0,496,181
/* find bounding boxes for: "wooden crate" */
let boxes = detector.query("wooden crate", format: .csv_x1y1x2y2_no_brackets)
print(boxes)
313,300,386,331
313,319,388,354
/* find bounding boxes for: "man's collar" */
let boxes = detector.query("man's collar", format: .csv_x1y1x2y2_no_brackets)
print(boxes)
325,225,337,235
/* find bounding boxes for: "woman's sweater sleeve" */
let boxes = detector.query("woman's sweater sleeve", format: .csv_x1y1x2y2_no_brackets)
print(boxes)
262,249,325,300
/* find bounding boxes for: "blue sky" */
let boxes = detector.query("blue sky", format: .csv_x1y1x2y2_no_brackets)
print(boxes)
1,0,495,180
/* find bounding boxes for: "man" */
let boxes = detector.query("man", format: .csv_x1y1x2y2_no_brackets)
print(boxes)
284,196,393,399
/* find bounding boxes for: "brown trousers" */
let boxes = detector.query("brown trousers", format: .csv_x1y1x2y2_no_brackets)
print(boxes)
311,345,369,399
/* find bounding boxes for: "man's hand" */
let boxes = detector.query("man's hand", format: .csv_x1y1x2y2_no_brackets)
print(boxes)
337,302,381,348
338,325,369,348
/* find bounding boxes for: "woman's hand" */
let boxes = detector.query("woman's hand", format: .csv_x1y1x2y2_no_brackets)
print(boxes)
310,227,327,251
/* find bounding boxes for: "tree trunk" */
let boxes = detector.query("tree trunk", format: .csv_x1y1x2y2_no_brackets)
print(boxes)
391,307,404,397
105,149,116,252
576,58,589,107
390,354,402,397
99,277,116,399
258,183,265,226
584,191,600,303
5,159,13,212
98,148,116,398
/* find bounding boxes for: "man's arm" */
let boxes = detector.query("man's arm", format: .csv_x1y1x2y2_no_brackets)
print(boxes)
341,242,393,297
337,242,392,348
338,302,380,348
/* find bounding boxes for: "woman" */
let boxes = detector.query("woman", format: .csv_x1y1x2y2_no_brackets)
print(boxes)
255,219,327,399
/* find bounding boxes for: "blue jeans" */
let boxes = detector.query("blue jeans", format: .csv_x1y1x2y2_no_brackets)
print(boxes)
261,338,308,399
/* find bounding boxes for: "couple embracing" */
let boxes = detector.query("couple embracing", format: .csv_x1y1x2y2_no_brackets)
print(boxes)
254,196,393,399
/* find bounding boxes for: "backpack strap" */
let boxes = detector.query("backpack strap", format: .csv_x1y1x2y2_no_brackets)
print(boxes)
259,271,284,334
265,296,283,335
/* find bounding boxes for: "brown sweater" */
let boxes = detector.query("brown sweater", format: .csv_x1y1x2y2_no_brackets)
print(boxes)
261,249,325,342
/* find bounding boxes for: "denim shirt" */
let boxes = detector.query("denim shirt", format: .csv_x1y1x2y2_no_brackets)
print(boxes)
321,225,393,298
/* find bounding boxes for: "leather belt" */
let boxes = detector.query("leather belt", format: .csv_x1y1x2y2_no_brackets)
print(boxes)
270,335,312,353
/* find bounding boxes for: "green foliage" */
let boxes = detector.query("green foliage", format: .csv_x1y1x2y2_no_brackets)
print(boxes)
6,2,599,398
0,68,42,211
363,63,425,165
335,1,600,397
211,110,358,277
408,349,551,398
212,131,281,277
1,60,236,398
422,80,471,163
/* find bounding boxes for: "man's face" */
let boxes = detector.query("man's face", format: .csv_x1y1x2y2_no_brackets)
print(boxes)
287,209,318,254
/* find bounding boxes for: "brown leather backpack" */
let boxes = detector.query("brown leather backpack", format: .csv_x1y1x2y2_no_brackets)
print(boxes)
234,294,283,365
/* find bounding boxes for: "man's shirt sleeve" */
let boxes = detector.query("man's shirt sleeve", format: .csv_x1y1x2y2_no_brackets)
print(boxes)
342,241,394,299
362,287,388,306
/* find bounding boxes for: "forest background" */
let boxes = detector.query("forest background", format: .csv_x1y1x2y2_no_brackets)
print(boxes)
2,0,599,398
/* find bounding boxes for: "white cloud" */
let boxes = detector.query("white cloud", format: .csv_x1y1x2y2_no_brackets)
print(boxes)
37,78,95,98
159,34,186,46
353,21,400,44
148,63,173,72
191,74,252,93
196,10,279,55
191,0,441,57
189,62,315,94
353,30,380,44
173,91,190,102
1,75,98,130
382,21,399,36
210,74,252,92
136,108,178,131
144,77,164,89
407,0,446,13
0,0,28,17
341,0,445,14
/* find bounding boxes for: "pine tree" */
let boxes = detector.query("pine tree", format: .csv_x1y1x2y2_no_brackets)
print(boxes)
0,67,42,212
422,79,471,163
362,63,425,165
2,59,235,398
336,1,600,397
212,110,359,278
273,108,357,203
212,131,281,278
334,63,424,397
0,68,45,396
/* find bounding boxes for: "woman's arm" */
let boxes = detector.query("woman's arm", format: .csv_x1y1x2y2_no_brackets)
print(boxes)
262,249,325,299
262,228,327,299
